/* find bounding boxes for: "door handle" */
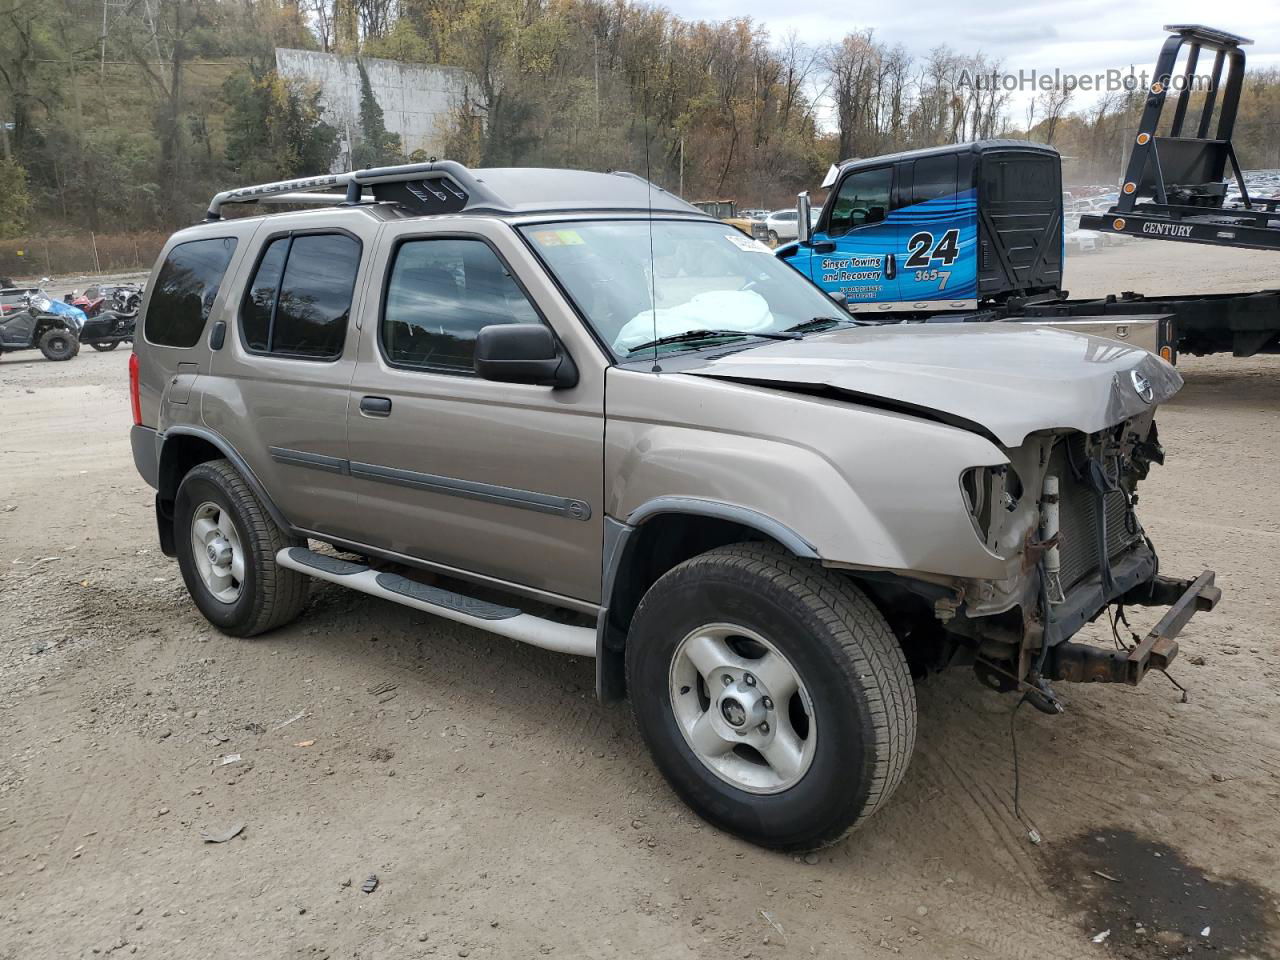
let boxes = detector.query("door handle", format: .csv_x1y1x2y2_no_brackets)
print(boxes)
884,253,897,280
813,241,836,254
360,396,392,417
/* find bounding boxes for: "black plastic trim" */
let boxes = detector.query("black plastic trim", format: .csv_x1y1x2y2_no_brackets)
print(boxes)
286,547,367,576
375,572,522,620
268,446,349,475
131,424,159,489
159,425,294,535
350,460,591,521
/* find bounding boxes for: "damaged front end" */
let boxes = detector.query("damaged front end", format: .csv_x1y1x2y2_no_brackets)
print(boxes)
936,415,1219,701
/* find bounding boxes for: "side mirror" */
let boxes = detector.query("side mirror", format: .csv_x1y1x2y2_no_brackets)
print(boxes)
828,291,847,306
796,192,812,245
474,323,578,388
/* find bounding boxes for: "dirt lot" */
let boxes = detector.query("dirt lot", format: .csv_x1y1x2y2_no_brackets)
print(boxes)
2,239,1278,960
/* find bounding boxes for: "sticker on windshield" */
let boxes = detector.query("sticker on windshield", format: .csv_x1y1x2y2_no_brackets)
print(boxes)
724,233,772,254
531,229,585,247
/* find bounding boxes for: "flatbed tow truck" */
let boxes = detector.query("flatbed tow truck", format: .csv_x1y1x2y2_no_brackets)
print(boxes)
778,24,1279,360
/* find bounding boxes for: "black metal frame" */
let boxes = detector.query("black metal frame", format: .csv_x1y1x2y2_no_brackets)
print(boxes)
1080,25,1280,252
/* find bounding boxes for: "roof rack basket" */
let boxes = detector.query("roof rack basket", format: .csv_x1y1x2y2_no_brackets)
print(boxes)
1080,25,1280,251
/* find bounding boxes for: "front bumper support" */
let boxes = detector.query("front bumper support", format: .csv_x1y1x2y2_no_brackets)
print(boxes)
1045,571,1220,685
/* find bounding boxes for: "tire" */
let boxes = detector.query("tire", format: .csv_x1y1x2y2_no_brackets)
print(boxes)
174,458,307,637
768,230,779,246
38,328,78,361
91,341,119,352
625,542,916,851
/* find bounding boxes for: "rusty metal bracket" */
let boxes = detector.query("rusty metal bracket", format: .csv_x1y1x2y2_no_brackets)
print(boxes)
1045,570,1219,685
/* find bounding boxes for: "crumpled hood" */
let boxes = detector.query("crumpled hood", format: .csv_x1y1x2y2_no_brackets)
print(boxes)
679,323,1182,447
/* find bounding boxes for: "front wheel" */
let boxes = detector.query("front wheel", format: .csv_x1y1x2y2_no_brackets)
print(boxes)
90,341,119,352
768,230,779,246
626,542,916,851
38,328,78,361
174,459,307,637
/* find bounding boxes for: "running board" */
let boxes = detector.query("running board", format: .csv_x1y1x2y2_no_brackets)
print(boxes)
276,547,595,657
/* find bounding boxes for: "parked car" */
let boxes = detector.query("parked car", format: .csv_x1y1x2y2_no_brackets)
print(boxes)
131,161,1217,851
763,209,800,244
0,289,84,361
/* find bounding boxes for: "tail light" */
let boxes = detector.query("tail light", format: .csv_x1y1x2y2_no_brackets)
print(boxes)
128,351,142,426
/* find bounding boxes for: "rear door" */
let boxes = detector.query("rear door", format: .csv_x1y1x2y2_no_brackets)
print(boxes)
200,213,379,542
806,165,899,305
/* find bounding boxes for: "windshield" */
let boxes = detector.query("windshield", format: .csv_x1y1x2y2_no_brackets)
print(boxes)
521,219,845,357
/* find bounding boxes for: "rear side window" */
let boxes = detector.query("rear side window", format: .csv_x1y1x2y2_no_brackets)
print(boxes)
144,237,238,347
240,233,360,360
380,237,540,374
913,155,958,204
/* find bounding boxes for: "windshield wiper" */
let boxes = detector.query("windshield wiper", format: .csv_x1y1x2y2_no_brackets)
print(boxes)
784,316,858,334
625,328,799,355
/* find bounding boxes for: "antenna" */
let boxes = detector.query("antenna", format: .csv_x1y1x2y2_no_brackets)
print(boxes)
642,70,659,373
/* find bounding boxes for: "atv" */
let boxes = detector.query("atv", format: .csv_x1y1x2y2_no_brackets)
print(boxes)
0,290,86,361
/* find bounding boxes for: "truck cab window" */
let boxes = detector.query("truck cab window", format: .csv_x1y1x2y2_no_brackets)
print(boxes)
912,155,959,204
827,168,892,238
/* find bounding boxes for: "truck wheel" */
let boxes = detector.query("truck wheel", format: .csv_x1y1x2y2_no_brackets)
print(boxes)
39,328,78,361
174,459,307,637
91,341,119,352
626,542,916,851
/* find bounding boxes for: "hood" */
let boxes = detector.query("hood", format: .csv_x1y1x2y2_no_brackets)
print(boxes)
679,323,1182,447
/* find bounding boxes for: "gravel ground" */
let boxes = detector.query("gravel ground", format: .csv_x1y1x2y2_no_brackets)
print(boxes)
1,238,1278,960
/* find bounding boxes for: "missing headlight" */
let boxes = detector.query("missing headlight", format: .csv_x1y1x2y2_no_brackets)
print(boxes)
961,465,1022,546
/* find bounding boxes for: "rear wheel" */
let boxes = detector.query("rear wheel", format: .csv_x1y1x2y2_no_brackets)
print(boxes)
174,459,307,637
626,542,916,850
768,230,780,246
38,328,78,361
90,341,119,352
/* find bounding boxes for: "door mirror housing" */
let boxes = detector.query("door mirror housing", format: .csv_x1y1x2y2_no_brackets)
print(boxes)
796,191,812,245
474,323,578,388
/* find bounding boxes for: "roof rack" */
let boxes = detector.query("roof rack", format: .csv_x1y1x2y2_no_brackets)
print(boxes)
205,160,503,221
204,160,686,222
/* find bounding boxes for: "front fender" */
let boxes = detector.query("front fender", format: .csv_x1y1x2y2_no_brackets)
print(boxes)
604,368,1010,581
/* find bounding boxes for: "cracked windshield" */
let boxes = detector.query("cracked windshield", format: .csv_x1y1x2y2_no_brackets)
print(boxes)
523,220,846,356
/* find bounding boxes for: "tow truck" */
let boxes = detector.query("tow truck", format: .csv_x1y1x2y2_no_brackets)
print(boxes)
778,24,1279,361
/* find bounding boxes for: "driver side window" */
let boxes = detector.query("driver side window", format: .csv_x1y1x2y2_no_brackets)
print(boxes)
827,167,892,239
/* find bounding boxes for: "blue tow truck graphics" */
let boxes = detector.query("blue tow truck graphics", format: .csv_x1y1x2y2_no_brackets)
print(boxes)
779,141,1064,311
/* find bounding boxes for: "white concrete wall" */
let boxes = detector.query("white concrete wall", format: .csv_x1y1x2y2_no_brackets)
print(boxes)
275,48,473,169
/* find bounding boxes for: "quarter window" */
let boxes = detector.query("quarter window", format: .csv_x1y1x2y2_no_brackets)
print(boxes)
144,237,238,348
827,168,892,238
381,237,540,373
240,232,360,360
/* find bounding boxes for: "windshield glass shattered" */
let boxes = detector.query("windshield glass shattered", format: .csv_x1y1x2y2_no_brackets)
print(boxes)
520,219,849,357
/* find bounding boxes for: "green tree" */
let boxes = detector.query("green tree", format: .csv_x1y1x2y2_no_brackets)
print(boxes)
351,58,401,168
0,156,32,237
224,66,340,182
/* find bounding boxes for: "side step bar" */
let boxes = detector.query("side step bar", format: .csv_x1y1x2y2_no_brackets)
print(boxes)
276,547,595,657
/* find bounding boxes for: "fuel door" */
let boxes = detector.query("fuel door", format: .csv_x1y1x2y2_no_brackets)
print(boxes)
166,362,200,404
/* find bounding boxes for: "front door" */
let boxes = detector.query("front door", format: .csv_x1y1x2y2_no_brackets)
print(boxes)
345,219,605,606
804,165,898,305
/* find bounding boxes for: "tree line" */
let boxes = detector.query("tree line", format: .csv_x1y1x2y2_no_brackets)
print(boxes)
1,0,1278,239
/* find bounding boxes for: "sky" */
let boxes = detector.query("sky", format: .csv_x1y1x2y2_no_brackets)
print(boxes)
661,0,1279,120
